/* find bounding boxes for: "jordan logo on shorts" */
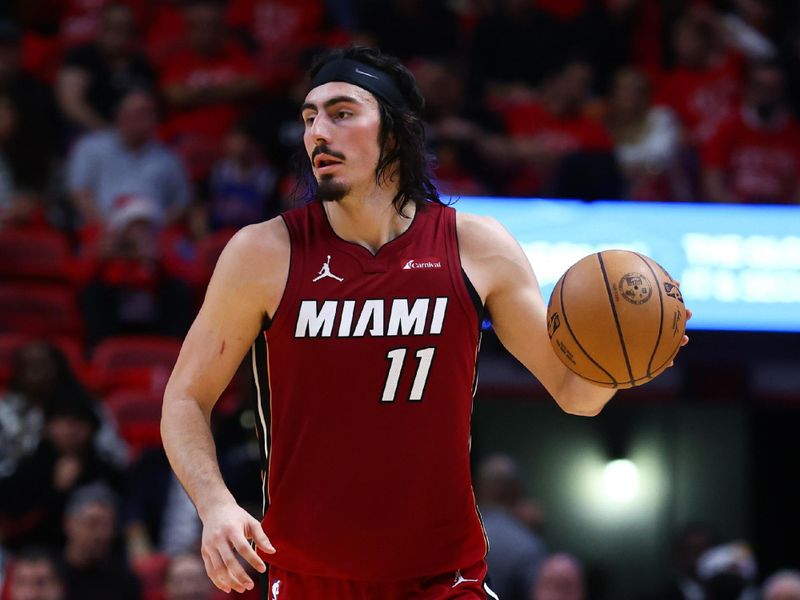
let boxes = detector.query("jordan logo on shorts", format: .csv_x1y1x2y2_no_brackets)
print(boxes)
452,569,479,588
271,580,280,599
313,255,344,283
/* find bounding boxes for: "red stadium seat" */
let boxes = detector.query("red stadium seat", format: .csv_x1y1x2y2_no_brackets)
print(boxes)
91,335,181,393
0,228,74,283
105,388,164,454
0,284,83,337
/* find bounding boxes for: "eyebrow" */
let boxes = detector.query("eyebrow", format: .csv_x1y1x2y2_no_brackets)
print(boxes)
300,95,361,114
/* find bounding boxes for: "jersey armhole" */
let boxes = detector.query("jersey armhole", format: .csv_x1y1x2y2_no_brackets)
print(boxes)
461,268,485,325
263,214,296,334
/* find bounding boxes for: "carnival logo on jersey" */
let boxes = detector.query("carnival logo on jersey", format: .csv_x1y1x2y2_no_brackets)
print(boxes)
313,255,344,283
402,257,442,270
295,297,449,338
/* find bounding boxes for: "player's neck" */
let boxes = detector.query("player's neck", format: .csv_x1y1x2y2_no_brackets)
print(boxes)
323,184,415,255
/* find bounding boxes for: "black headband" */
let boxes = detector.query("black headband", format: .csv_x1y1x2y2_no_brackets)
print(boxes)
308,58,407,110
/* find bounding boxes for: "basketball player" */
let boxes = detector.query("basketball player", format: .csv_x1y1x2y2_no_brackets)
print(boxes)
161,46,690,598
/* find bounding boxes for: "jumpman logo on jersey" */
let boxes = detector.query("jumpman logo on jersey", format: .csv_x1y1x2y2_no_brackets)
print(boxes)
313,255,344,282
271,580,280,599
452,569,479,588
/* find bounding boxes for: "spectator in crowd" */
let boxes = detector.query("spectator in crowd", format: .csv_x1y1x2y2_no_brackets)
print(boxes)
498,59,621,198
763,570,800,600
411,57,505,195
0,19,61,211
7,547,66,600
79,194,194,347
61,483,141,600
66,87,191,227
605,67,688,200
703,61,800,204
56,3,155,134
655,8,746,147
0,391,124,549
205,123,279,233
0,340,125,479
642,522,717,600
159,0,262,180
696,541,758,600
531,553,586,600
163,554,212,600
125,447,201,560
225,0,345,91
476,454,546,600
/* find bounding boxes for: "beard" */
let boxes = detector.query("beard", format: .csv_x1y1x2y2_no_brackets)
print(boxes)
316,175,350,203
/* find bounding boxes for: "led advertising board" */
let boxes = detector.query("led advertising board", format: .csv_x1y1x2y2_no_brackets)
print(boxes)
452,198,800,332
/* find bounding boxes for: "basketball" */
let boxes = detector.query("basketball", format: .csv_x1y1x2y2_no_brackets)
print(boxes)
546,250,686,389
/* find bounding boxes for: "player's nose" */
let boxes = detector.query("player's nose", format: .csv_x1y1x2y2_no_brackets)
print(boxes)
308,113,332,145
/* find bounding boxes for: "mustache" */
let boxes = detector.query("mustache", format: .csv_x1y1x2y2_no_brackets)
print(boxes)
311,145,346,162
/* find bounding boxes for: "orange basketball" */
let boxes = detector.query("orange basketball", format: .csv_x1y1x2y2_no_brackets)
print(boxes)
546,250,686,389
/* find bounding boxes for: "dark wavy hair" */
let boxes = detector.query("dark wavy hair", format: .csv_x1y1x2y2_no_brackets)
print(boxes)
295,46,442,214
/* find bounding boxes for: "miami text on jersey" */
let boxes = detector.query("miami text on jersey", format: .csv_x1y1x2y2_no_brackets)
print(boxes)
295,297,449,338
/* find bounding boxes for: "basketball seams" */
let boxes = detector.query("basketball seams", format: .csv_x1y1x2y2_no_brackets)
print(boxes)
558,265,619,387
597,252,635,386
634,253,664,379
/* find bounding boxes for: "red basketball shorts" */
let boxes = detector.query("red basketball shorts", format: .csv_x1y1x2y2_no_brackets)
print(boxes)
265,559,499,600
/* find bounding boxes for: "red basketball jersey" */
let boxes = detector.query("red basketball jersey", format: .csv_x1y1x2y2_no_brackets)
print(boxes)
252,200,487,580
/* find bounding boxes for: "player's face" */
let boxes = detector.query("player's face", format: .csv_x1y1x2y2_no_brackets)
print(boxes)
301,82,384,202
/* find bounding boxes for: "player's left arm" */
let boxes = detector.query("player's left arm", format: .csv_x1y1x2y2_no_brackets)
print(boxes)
458,212,617,416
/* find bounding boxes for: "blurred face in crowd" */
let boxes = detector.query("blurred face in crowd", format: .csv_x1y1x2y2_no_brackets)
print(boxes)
64,501,117,564
412,60,464,118
186,2,224,55
549,62,592,116
609,69,651,120
99,4,135,57
747,65,785,118
115,218,160,260
165,555,213,600
673,18,714,68
116,91,158,147
13,342,61,398
224,129,261,167
764,573,800,600
9,559,64,600
302,81,385,203
532,555,586,600
45,412,95,455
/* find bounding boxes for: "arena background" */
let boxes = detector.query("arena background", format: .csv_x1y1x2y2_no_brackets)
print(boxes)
1,1,799,599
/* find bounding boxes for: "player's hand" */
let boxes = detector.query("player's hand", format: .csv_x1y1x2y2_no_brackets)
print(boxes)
199,501,275,594
667,304,691,368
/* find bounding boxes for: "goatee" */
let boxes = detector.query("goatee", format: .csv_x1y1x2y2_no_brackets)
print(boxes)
317,175,350,203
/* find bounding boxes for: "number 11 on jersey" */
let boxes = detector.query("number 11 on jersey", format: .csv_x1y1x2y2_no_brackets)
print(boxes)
382,347,436,402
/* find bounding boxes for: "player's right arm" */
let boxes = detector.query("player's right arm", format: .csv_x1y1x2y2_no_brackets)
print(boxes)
161,217,289,594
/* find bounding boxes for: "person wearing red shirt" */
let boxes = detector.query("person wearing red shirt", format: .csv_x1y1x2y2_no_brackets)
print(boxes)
498,60,619,197
655,8,745,146
703,62,800,204
160,0,261,179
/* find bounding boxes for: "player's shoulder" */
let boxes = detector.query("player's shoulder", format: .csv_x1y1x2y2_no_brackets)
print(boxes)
215,216,290,281
455,210,516,256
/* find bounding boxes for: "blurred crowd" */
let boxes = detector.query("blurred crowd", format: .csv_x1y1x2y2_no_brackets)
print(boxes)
2,0,800,599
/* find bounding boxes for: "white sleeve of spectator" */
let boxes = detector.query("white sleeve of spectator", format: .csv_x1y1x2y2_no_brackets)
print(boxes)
722,13,776,60
617,108,681,170
66,135,99,192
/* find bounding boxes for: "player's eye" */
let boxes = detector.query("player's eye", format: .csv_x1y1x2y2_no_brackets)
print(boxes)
335,110,352,120
302,114,316,126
